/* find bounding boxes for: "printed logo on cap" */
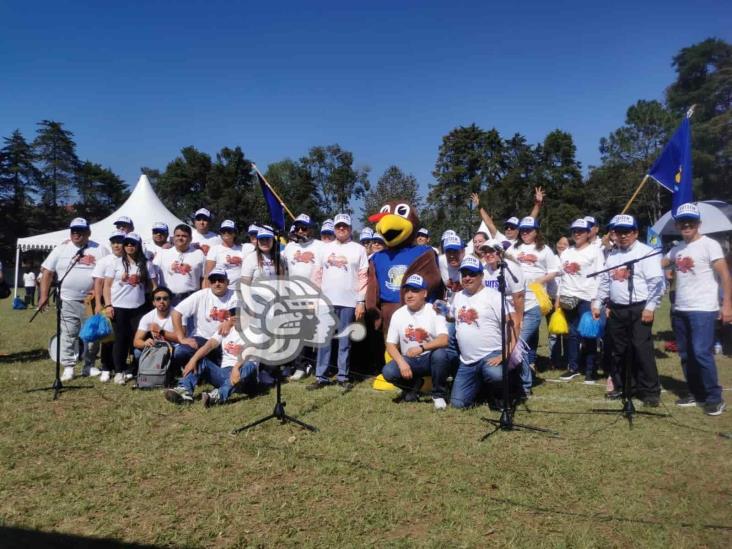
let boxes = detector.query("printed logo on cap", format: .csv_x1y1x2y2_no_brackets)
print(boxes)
115,216,132,225
195,208,211,218
505,216,520,227
571,219,590,230
220,219,236,231
519,216,538,229
294,213,312,225
613,214,636,229
403,274,426,289
443,235,463,250
674,202,700,220
441,229,458,241
359,228,374,241
152,222,169,232
333,213,352,226
460,256,483,272
69,217,89,229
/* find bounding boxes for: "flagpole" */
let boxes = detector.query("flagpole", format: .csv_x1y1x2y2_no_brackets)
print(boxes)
252,163,296,221
620,174,650,214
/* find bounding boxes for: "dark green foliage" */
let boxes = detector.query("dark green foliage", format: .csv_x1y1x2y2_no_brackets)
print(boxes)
75,161,128,222
264,159,322,225
32,120,79,211
362,165,421,225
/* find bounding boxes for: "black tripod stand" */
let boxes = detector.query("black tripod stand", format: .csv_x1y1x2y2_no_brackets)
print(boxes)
232,367,317,434
588,249,667,426
483,259,559,440
27,248,92,400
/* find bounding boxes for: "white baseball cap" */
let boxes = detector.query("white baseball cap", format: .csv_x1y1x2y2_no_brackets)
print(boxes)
194,208,211,219
333,213,352,226
69,217,89,230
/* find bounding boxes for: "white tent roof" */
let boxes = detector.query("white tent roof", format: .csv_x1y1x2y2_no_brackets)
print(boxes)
16,175,185,251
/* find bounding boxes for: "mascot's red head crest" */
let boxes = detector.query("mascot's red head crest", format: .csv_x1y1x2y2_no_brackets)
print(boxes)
368,200,420,248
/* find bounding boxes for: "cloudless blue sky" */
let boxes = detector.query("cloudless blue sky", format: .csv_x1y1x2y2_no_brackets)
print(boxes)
1,0,730,217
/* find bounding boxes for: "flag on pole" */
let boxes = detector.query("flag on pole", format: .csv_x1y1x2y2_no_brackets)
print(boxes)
647,115,693,216
255,170,285,231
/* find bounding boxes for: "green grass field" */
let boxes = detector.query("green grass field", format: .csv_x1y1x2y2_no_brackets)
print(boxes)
1,297,731,548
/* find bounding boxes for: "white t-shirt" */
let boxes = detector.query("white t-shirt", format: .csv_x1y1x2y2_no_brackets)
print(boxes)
514,243,560,311
137,309,175,334
386,304,448,356
144,240,171,260
104,256,157,308
191,230,221,256
174,288,239,339
210,330,246,369
155,246,206,294
439,254,462,301
92,254,119,280
23,272,36,287
41,241,109,301
451,286,510,364
207,243,254,289
318,240,368,307
283,240,323,280
483,260,525,300
241,252,286,282
558,245,605,302
666,235,725,312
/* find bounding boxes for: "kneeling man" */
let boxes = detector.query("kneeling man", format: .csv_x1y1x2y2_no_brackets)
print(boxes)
382,274,450,410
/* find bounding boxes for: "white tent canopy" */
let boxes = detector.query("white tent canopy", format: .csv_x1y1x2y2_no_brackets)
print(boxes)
13,174,185,298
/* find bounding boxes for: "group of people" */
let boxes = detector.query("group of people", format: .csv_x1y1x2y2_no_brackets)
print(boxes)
33,195,729,416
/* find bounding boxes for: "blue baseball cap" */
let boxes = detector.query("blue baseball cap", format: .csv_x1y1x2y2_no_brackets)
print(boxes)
613,214,637,230
443,235,463,251
674,203,701,221
402,274,427,290
459,256,484,274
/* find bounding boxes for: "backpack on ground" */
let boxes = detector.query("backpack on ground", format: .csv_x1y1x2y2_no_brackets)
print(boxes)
137,342,174,389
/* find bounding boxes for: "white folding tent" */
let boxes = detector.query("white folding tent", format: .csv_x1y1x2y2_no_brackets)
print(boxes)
13,174,185,299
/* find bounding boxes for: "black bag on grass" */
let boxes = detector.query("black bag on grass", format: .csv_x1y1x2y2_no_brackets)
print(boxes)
137,342,174,389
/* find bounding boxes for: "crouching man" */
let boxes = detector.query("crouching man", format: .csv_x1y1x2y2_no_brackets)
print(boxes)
382,274,451,410
164,326,258,407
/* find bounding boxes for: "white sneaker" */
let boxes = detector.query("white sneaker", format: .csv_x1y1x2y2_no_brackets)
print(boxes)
114,373,125,385
124,373,134,381
290,369,306,381
60,367,75,382
433,397,447,410
82,366,102,377
99,371,111,383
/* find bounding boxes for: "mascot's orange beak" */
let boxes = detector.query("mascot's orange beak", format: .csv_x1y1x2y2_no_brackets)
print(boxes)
368,212,388,223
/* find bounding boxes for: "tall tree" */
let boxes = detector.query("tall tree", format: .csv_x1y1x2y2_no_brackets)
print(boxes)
666,38,732,201
361,165,421,226
75,161,128,221
264,158,322,224
154,146,213,221
425,124,507,240
32,120,79,209
300,144,370,216
206,146,261,227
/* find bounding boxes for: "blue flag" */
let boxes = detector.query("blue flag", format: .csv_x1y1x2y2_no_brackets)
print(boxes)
647,116,693,216
256,170,285,231
646,226,662,250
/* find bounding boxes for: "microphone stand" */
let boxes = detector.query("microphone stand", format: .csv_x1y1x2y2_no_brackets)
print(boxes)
27,247,92,400
482,258,559,440
587,248,667,426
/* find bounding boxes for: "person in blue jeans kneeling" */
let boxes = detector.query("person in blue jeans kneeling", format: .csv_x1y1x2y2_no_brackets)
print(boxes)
164,328,258,407
448,256,516,408
382,274,451,410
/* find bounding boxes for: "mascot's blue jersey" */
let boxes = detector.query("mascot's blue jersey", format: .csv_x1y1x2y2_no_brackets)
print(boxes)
371,245,434,303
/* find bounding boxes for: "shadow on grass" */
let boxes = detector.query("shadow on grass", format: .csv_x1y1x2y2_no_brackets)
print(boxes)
0,525,162,548
660,374,689,398
0,348,47,364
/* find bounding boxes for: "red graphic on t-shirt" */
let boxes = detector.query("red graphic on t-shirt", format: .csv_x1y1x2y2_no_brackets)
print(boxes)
610,267,630,282
122,273,140,286
404,325,430,343
78,254,96,266
209,307,231,322
517,252,538,265
327,254,349,270
457,306,480,327
224,341,243,356
226,255,242,266
199,244,210,255
293,250,315,264
675,256,695,273
563,261,581,275
446,278,463,293
171,261,192,275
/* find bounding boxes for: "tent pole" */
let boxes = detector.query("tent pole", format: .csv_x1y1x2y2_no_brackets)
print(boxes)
13,246,20,301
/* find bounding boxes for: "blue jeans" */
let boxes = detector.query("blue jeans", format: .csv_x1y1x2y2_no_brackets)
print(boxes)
179,358,258,401
382,348,451,398
564,300,597,376
174,336,222,371
673,310,723,404
450,350,503,408
316,306,355,383
519,306,542,393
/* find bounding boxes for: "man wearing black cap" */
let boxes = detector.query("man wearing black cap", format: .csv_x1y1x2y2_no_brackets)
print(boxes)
38,217,109,381
592,214,665,406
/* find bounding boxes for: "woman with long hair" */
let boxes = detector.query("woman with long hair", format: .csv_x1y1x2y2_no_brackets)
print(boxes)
240,226,287,284
103,233,157,384
513,217,560,397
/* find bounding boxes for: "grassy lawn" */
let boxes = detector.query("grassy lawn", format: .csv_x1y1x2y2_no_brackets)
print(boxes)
0,297,731,548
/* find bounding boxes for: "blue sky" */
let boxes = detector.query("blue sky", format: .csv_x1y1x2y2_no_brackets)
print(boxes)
1,0,730,215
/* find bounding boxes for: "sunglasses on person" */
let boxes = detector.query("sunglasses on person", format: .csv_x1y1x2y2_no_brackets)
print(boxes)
677,220,698,228
153,295,171,302
209,276,227,283
123,241,139,247
194,216,209,221
152,230,168,235
219,228,236,234
294,225,309,232
460,269,480,278
503,225,518,231
615,228,634,235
